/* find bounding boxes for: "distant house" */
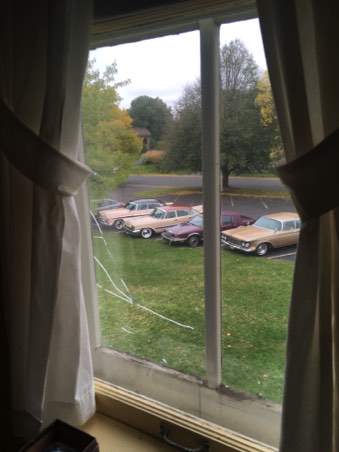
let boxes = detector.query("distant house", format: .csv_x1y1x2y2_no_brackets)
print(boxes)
133,127,152,150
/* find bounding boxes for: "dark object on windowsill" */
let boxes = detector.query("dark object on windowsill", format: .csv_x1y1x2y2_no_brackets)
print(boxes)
18,419,99,452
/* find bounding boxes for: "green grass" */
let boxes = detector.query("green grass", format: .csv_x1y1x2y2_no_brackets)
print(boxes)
130,163,160,174
92,230,293,404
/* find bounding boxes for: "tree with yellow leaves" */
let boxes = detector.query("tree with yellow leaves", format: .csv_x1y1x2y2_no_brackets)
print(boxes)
255,70,284,166
82,58,141,200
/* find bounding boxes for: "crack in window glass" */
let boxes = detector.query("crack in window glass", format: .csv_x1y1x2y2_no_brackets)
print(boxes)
91,216,194,330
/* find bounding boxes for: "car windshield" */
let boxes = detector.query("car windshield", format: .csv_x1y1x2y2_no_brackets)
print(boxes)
125,202,137,211
151,209,166,219
189,215,203,227
254,216,282,231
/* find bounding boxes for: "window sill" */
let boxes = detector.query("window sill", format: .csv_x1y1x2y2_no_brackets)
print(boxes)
81,379,278,452
82,412,174,451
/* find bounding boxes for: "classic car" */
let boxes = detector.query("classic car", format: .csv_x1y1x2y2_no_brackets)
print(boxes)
221,212,301,256
162,211,255,247
98,198,166,230
124,204,203,238
96,198,125,212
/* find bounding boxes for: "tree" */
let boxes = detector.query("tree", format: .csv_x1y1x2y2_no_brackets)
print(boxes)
164,40,274,185
255,70,284,166
219,39,271,187
128,95,173,147
162,81,202,173
82,59,141,200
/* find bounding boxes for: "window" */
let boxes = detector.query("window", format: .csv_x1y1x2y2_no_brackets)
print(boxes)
166,211,176,219
177,209,190,217
282,220,296,231
221,215,233,225
84,4,293,449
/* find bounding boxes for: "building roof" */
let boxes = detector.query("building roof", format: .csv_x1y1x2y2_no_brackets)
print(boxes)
133,127,151,137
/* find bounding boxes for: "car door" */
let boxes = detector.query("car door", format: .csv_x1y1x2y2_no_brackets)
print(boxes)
153,210,177,232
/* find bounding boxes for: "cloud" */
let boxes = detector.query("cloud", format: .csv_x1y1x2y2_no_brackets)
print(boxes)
91,18,266,109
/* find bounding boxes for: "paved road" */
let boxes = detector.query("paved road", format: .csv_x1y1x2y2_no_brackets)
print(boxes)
127,174,287,192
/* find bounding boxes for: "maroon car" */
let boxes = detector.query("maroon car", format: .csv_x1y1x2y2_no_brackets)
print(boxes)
162,211,255,247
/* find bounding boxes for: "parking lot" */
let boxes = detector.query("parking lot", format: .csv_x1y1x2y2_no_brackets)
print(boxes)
105,184,298,262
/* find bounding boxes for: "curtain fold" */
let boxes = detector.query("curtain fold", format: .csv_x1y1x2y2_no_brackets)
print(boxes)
257,1,339,451
0,0,95,442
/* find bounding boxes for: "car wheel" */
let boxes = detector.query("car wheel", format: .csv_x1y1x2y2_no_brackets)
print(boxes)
141,228,153,239
188,235,200,247
256,243,269,256
114,219,124,230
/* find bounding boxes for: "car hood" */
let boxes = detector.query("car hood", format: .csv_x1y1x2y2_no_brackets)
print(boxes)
222,225,276,241
165,223,202,235
125,215,158,228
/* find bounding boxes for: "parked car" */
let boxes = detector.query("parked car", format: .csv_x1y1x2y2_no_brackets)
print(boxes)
98,198,166,230
124,204,203,239
96,199,125,212
162,211,255,247
221,212,301,256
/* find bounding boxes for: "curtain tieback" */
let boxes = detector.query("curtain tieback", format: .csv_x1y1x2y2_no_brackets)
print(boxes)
0,97,91,196
277,127,339,221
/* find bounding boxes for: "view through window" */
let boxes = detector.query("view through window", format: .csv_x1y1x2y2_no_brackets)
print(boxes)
84,18,296,412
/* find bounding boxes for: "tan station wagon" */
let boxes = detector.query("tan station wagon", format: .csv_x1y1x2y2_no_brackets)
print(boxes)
124,204,203,239
221,212,301,256
98,198,166,230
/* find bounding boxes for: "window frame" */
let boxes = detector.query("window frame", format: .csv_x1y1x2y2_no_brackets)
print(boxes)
80,3,283,450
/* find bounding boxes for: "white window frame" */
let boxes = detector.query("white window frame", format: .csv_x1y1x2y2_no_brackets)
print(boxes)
79,3,283,450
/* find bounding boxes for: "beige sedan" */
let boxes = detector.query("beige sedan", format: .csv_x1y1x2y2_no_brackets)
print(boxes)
124,204,203,239
221,212,301,256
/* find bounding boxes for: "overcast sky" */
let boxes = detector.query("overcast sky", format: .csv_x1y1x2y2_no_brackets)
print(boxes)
90,18,266,110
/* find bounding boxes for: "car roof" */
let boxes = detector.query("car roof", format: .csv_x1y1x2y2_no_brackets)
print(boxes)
155,204,192,211
127,198,163,204
220,210,245,216
262,212,299,221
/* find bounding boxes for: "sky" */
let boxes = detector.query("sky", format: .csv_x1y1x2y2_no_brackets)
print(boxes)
90,18,267,110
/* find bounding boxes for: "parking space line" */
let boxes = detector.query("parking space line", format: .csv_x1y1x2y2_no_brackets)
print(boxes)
260,198,269,209
268,252,296,260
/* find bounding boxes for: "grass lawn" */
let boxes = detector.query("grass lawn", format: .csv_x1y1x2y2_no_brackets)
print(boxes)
92,229,294,404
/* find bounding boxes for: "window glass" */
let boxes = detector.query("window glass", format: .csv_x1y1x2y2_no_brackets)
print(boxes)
84,16,296,443
221,215,232,225
177,210,189,217
151,209,166,219
166,211,176,218
125,202,136,211
282,220,296,231
85,30,206,376
219,22,296,405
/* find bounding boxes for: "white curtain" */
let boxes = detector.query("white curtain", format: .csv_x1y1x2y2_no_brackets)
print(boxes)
0,0,95,442
257,1,339,451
